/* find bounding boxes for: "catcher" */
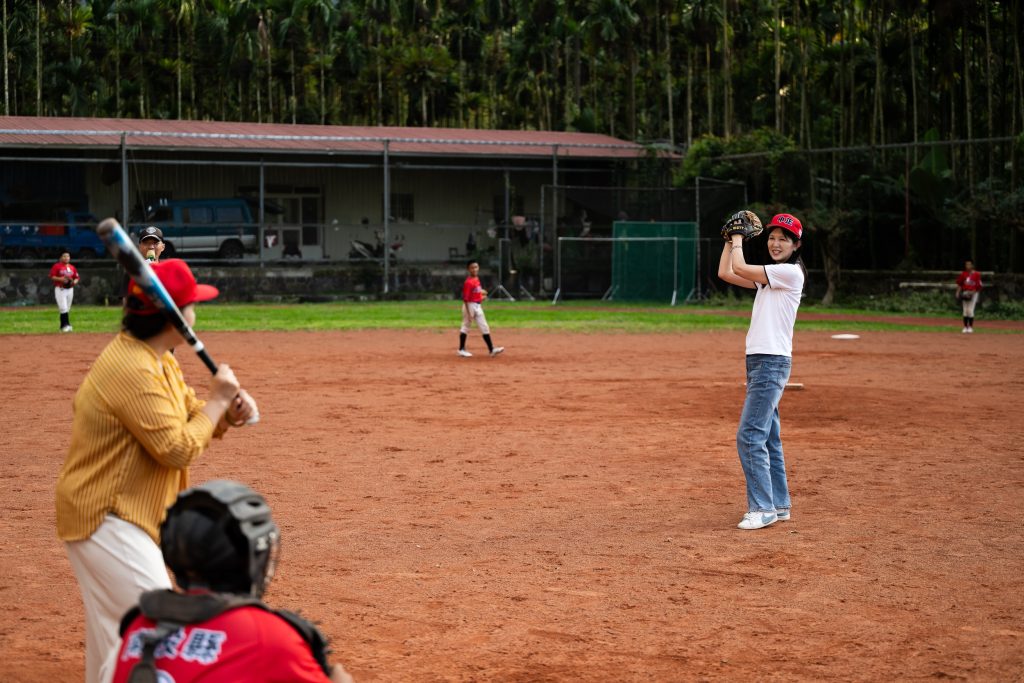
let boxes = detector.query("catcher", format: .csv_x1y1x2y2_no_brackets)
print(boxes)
718,211,806,530
104,480,353,683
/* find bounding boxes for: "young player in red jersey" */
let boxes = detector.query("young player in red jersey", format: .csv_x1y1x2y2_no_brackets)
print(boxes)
458,259,504,357
955,259,983,333
105,480,352,683
49,251,80,332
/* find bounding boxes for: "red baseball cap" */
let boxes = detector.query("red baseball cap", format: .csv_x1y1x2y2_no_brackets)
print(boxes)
126,259,219,315
768,213,803,240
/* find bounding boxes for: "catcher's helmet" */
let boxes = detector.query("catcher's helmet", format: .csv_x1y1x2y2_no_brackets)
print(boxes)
160,480,280,597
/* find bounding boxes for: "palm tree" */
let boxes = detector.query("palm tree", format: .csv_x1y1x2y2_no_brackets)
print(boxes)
307,0,338,124
582,0,639,137
275,0,310,124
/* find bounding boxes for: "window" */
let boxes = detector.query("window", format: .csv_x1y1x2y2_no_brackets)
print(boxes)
184,207,212,223
301,197,320,245
215,206,245,223
148,206,173,222
492,194,525,225
387,193,414,222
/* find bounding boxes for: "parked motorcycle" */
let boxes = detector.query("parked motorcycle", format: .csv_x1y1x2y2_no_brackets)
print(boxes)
349,229,404,263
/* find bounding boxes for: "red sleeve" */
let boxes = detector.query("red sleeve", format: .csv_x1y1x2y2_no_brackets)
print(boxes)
71,265,80,279
462,278,473,302
49,263,61,278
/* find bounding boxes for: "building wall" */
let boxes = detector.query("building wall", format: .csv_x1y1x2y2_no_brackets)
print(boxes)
85,160,549,262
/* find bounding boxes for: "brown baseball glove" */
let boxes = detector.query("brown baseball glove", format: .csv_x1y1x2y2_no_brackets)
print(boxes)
721,210,764,241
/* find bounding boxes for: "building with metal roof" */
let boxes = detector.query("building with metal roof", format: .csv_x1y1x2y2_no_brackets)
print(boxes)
0,117,669,294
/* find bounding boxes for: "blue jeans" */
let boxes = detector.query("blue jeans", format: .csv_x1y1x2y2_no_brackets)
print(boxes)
737,354,792,513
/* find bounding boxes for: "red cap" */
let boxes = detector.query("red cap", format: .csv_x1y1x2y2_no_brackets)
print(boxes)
768,213,803,240
126,259,219,315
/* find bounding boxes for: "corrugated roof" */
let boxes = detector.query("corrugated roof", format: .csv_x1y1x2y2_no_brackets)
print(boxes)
0,116,650,160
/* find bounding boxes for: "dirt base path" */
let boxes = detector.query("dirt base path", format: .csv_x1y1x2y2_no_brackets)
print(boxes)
2,327,1022,681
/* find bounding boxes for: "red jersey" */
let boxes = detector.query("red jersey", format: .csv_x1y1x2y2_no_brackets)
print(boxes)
111,606,333,683
50,262,79,288
956,270,982,291
463,276,485,303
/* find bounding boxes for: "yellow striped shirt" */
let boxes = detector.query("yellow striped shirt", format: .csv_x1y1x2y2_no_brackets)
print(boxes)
55,332,225,544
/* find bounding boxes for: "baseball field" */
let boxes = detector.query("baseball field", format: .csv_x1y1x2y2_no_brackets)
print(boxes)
2,303,1023,681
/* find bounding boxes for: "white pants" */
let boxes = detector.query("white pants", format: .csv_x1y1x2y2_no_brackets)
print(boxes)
961,291,978,317
55,286,74,314
65,514,172,683
460,302,490,335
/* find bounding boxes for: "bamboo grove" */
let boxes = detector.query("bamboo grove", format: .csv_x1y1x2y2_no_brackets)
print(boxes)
1,1,1023,274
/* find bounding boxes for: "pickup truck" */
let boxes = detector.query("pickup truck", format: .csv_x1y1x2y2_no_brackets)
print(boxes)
132,198,261,259
0,211,106,260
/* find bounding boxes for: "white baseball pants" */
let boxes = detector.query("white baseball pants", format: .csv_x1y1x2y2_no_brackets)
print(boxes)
961,291,979,317
65,514,172,683
460,302,490,335
54,286,74,314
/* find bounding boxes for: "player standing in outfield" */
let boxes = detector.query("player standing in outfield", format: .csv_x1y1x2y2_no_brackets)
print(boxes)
718,213,806,530
106,480,352,683
458,259,504,358
55,259,259,683
50,251,80,332
955,259,983,333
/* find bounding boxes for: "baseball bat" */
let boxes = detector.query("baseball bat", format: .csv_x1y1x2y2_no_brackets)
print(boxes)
97,218,259,425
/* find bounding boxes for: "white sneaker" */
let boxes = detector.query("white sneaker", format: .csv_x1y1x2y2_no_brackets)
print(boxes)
737,511,778,530
61,325,72,333
967,327,974,334
457,349,473,357
962,327,969,333
489,346,505,357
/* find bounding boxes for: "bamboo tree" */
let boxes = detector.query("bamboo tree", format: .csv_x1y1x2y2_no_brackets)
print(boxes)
35,0,41,114
3,0,8,115
773,0,781,134
964,13,977,259
258,8,273,123
983,0,994,181
721,0,730,139
664,8,674,147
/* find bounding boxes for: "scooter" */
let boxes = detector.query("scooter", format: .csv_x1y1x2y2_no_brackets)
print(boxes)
349,229,404,263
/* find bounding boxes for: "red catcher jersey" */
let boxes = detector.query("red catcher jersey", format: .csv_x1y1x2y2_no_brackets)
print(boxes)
50,262,79,286
111,606,333,683
463,276,484,303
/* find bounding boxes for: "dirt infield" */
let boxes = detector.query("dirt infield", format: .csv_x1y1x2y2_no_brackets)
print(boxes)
2,326,1023,682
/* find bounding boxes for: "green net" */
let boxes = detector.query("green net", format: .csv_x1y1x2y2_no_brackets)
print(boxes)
610,222,698,302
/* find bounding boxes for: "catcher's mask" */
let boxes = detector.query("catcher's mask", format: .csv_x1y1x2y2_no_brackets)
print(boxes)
160,480,280,598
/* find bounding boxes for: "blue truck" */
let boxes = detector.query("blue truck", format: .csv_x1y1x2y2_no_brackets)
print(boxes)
0,211,106,260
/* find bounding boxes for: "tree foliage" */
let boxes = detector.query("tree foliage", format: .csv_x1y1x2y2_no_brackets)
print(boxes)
1,0,1022,273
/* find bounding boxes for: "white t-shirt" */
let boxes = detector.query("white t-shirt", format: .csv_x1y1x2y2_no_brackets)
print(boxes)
746,263,804,357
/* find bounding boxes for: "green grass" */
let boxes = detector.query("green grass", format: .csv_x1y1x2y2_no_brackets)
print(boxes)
3,299,1016,335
